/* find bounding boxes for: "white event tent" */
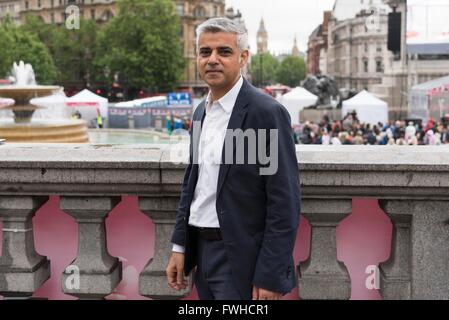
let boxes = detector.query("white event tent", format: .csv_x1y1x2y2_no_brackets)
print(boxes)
278,87,318,126
66,89,109,121
342,90,388,125
114,100,135,108
409,75,449,122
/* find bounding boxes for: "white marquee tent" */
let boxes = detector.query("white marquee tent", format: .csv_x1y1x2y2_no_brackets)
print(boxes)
66,89,108,122
409,75,449,122
342,90,388,125
278,87,318,125
114,100,135,108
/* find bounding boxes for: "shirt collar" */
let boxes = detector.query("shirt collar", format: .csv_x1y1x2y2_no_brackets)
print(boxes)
206,75,243,114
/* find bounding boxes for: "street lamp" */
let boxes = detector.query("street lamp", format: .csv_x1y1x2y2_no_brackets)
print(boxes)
84,48,92,88
104,66,110,81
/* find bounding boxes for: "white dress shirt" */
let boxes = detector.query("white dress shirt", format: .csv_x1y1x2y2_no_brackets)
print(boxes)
173,76,243,253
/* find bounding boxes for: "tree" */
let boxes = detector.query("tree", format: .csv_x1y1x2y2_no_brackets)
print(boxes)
54,18,98,86
21,15,98,86
95,0,186,97
276,56,306,87
0,17,57,84
250,52,279,87
20,14,55,48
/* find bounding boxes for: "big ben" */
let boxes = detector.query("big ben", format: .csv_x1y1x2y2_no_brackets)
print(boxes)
256,17,268,54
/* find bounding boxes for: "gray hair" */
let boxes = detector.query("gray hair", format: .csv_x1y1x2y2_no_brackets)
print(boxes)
196,17,249,52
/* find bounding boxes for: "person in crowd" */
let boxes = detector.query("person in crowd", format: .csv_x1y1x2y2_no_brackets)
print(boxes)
288,110,447,147
321,128,331,145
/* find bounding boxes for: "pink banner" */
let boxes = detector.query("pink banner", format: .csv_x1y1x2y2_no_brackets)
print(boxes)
66,102,99,107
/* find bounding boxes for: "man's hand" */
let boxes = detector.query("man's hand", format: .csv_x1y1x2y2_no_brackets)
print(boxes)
166,252,187,291
252,286,282,300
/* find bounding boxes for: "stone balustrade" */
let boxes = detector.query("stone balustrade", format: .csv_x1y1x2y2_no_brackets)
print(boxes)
1,143,449,299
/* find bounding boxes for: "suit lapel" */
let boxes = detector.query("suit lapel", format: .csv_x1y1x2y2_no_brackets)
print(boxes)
189,102,206,197
191,102,206,163
216,79,251,198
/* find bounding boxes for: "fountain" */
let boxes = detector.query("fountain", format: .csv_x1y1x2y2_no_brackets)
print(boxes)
0,61,89,143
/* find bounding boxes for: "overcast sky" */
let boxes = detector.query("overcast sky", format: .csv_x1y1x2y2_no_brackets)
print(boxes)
226,0,335,54
225,0,449,54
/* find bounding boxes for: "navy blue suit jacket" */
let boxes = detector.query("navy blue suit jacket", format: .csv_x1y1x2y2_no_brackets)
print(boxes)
171,78,301,298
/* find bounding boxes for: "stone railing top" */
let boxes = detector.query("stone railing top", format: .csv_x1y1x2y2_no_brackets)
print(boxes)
297,145,449,171
0,143,166,169
1,143,449,168
1,143,449,198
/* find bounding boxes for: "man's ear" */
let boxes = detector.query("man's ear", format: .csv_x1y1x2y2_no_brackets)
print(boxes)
240,50,250,67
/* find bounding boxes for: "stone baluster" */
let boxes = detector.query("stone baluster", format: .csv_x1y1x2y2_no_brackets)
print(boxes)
298,199,352,300
138,196,192,299
379,200,449,300
0,196,50,298
378,200,411,300
60,196,122,299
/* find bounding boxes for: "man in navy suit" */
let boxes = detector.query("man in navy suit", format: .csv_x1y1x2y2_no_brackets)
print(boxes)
166,17,300,300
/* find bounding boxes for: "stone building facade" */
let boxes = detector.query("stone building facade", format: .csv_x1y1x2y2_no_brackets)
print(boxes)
306,11,330,75
326,7,393,92
0,0,20,23
18,0,116,24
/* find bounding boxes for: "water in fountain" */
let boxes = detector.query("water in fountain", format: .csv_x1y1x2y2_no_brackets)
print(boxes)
0,61,89,143
10,60,37,86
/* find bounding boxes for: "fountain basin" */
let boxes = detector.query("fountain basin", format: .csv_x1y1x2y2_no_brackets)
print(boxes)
0,85,60,97
0,85,61,123
0,119,89,143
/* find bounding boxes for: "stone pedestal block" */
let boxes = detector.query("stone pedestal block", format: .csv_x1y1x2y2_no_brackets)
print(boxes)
60,196,122,299
380,200,449,300
298,199,352,300
138,196,192,299
0,196,50,298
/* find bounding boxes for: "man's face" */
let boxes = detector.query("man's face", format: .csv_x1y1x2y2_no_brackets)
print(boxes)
197,31,249,90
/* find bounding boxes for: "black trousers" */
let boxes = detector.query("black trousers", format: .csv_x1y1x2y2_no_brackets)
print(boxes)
194,234,250,300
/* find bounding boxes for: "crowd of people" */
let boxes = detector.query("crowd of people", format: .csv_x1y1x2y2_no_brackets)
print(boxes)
294,113,449,146
165,112,192,134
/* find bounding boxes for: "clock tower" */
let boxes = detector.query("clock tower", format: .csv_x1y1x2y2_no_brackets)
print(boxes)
256,17,268,54
292,35,300,57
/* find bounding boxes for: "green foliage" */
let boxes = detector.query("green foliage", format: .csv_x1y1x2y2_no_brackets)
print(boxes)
21,14,98,85
275,56,306,88
95,0,186,94
250,52,279,87
2,0,186,93
0,17,57,84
